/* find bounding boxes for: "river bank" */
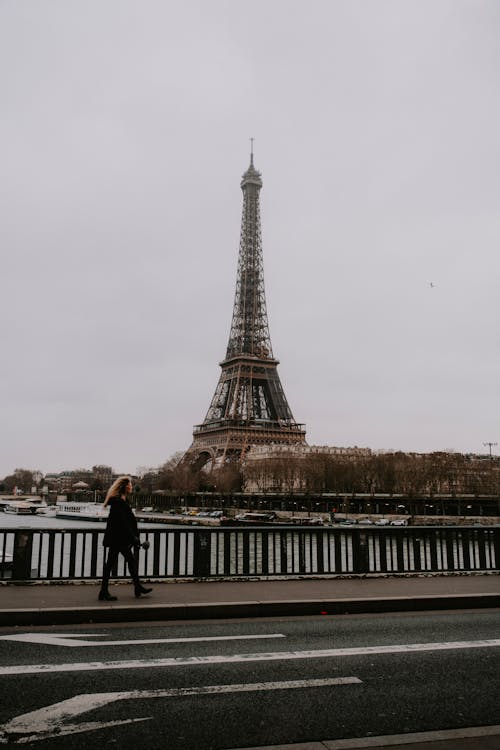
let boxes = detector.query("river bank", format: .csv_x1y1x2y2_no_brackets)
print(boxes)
0,511,176,531
0,505,498,530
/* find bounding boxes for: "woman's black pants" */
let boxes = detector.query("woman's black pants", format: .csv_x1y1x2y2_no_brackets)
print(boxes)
101,545,140,590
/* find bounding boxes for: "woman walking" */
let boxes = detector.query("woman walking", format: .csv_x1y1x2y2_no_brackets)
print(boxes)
98,475,152,601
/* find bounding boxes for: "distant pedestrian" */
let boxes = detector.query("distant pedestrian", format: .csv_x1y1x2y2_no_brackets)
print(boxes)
98,475,152,601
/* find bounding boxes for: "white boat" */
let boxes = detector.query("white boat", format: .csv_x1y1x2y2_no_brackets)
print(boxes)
4,501,36,515
56,502,109,522
221,511,278,526
35,506,57,517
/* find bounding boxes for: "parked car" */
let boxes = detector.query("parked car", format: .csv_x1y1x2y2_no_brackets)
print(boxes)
358,518,373,525
374,518,390,526
390,518,408,526
339,518,357,526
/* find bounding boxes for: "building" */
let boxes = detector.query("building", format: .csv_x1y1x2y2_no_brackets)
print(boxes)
243,444,372,492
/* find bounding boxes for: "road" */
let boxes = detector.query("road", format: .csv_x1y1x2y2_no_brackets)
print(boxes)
0,610,499,748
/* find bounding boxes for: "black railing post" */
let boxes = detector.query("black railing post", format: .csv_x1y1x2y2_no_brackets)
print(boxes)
379,529,388,573
494,527,500,571
12,531,33,580
352,530,369,573
193,530,212,577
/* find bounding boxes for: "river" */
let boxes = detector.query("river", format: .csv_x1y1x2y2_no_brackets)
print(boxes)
0,512,176,531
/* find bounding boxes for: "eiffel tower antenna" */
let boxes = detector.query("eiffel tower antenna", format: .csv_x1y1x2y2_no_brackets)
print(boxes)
185,153,306,467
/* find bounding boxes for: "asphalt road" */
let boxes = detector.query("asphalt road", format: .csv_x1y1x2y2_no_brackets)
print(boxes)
0,610,499,748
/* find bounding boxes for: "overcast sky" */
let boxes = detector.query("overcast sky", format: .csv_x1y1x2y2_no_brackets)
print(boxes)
1,0,499,477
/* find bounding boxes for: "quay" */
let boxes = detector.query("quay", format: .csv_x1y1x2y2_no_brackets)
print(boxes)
134,511,220,525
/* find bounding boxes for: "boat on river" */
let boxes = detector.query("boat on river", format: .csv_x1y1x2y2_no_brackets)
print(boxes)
4,500,36,516
4,501,36,515
0,497,48,514
288,516,325,526
220,511,278,526
35,506,57,517
56,502,109,522
220,512,326,527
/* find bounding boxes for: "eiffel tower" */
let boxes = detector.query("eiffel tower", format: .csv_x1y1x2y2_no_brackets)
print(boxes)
185,149,306,467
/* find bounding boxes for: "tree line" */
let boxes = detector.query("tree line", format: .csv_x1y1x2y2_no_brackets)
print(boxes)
242,451,499,496
137,451,499,496
2,451,499,497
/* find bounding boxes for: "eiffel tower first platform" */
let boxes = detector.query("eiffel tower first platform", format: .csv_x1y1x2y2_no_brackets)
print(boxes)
185,151,306,467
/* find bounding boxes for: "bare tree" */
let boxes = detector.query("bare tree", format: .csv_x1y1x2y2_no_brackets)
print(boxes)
2,468,35,494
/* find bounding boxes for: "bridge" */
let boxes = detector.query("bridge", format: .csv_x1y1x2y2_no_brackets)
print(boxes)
1,524,498,582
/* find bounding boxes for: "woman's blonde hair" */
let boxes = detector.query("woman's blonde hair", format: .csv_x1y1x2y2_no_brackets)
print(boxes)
103,476,132,506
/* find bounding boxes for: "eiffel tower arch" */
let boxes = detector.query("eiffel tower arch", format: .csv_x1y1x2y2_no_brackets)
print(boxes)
184,151,306,468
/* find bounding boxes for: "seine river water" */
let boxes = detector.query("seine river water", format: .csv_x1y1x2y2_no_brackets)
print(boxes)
0,512,175,531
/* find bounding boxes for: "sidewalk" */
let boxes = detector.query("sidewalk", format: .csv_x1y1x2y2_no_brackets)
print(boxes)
232,724,500,749
0,573,498,626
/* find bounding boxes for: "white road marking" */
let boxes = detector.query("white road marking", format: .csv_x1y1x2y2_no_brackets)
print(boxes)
0,638,499,675
0,632,286,647
0,677,360,744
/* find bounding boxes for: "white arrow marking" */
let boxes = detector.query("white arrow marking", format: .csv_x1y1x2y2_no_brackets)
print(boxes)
0,632,286,647
0,718,150,745
0,677,360,744
0,638,499,676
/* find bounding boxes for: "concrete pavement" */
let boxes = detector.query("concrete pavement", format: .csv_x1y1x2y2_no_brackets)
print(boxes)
0,573,498,626
232,724,500,749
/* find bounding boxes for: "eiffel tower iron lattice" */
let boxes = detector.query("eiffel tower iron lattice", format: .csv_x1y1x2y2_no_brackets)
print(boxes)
185,152,306,467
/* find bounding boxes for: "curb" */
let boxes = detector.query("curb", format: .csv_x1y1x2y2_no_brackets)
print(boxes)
229,723,500,749
1,593,499,626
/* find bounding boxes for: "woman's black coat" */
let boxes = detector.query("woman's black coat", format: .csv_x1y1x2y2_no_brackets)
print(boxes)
103,497,139,550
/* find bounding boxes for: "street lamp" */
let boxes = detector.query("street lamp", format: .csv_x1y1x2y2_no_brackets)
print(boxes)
483,442,498,503
483,442,497,459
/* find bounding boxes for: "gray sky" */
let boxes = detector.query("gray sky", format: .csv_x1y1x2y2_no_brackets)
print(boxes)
1,0,499,477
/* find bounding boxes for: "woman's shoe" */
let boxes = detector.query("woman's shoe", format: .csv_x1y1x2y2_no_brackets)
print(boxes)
98,590,117,601
135,585,153,598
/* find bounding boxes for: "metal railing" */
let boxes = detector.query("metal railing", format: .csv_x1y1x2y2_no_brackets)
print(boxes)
1,526,499,582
